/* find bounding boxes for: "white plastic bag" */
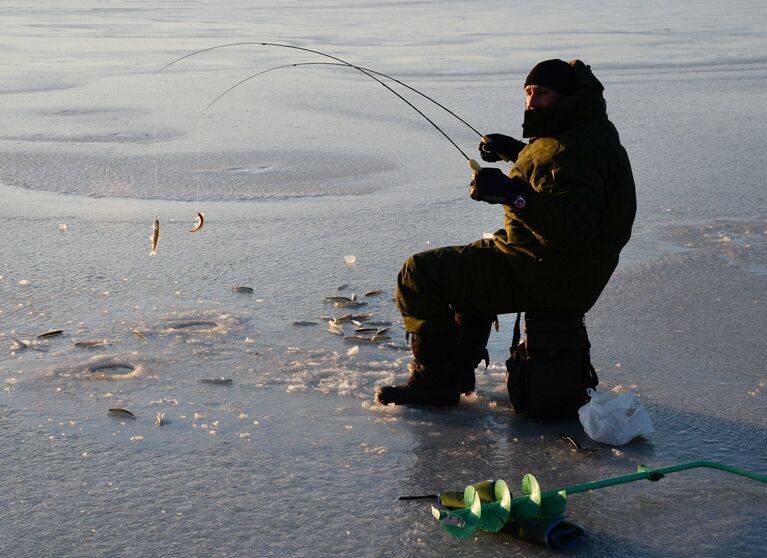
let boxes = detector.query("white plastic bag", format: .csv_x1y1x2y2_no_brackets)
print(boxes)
578,388,654,446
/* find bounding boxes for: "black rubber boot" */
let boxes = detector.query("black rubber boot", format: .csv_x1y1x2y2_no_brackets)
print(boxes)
454,314,496,394
376,331,460,407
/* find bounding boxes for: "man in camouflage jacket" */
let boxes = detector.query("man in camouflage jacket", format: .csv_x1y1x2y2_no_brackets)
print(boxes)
378,59,636,407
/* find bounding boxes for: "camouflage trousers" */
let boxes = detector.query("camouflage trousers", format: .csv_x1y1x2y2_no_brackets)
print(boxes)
395,239,532,337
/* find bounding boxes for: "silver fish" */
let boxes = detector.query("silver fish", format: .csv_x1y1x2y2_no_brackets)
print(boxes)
559,432,599,454
327,320,344,335
324,296,352,304
150,218,160,256
11,337,28,350
190,212,205,233
75,339,108,347
199,377,233,385
323,313,371,322
38,329,63,339
166,320,218,330
88,363,135,374
344,335,377,343
334,300,367,309
108,408,136,418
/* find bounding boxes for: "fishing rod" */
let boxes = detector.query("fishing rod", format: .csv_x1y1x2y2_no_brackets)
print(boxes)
155,42,482,168
202,61,483,138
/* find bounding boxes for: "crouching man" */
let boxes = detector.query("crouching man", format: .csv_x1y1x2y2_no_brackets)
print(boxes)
377,59,636,407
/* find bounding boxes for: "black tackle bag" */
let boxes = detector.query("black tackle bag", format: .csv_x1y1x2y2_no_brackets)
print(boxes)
505,312,598,419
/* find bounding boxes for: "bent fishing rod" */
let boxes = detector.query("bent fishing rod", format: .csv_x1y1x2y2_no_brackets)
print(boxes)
155,42,485,170
202,61,483,138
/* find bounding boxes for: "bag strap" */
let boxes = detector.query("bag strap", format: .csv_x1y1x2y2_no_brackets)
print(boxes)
512,312,522,349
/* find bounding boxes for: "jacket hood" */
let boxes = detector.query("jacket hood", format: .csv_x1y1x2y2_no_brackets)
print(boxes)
521,60,606,139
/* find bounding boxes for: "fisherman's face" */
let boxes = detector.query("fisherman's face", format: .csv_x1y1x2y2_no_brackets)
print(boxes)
524,85,562,110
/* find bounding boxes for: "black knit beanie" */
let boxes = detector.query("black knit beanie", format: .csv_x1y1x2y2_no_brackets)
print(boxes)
524,59,576,97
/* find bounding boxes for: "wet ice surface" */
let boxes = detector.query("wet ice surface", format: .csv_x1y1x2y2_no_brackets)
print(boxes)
2,2,766,557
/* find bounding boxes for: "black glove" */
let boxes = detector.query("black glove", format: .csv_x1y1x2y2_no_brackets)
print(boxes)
479,133,526,163
469,167,534,209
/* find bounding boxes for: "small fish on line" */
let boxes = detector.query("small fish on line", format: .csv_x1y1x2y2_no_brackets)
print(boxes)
199,377,233,385
38,330,64,339
150,217,160,256
190,212,205,233
108,408,136,419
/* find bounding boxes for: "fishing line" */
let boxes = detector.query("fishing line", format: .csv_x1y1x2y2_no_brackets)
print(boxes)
202,61,483,138
151,74,159,216
149,74,161,257
155,42,475,162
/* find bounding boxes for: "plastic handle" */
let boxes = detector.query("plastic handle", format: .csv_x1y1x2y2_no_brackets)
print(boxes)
480,135,510,162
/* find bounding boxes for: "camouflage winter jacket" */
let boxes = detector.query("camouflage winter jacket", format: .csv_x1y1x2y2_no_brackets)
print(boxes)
493,60,636,311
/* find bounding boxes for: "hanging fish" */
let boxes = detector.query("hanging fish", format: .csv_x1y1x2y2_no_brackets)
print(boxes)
150,218,160,256
190,212,205,233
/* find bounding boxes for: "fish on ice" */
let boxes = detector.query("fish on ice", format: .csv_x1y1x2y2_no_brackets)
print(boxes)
199,377,233,385
108,408,136,419
38,329,64,339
